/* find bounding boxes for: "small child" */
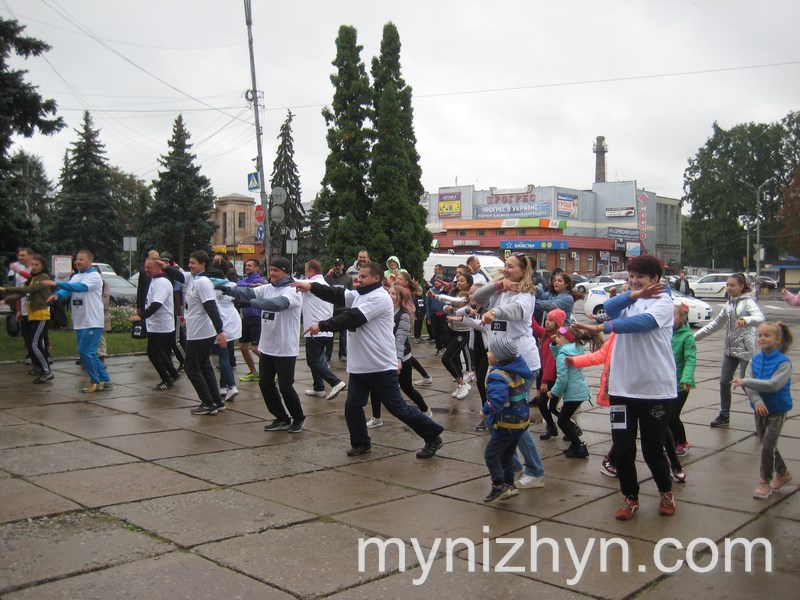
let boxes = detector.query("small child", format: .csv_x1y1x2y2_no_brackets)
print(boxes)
480,337,533,504
733,321,794,499
532,308,566,440
549,325,592,458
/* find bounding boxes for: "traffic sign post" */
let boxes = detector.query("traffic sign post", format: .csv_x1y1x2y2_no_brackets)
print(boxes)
247,172,260,192
255,204,265,222
256,224,265,242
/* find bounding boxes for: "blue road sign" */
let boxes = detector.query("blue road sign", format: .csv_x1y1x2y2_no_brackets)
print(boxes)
256,224,265,242
247,172,260,191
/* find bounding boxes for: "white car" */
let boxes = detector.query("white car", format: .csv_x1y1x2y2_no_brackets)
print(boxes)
691,273,736,298
582,283,714,327
575,275,626,294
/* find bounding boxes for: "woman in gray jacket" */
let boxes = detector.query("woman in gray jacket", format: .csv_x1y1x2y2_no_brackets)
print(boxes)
694,273,764,427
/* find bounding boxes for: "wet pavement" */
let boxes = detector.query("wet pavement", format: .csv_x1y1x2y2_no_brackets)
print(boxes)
1,327,798,598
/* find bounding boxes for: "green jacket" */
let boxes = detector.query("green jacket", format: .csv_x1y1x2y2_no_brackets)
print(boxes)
672,322,697,390
3,273,53,314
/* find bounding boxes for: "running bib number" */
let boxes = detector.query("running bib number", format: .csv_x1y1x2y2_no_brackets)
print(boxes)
610,405,627,430
261,311,275,322
490,320,508,332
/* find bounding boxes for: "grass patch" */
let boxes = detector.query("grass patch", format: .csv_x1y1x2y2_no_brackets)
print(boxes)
0,326,146,363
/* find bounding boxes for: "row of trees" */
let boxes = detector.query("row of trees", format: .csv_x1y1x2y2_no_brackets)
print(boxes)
682,112,800,270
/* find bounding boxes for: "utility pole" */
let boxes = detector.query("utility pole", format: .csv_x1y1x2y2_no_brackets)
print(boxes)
739,176,773,295
243,0,270,265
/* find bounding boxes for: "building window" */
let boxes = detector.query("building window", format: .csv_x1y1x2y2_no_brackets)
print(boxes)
477,230,485,236
238,212,246,229
458,230,466,236
572,253,580,271
559,253,567,271
516,228,526,235
222,212,228,244
496,229,505,235
537,253,547,270
587,254,594,274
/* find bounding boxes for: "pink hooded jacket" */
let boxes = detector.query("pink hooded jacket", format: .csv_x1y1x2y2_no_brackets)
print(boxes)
569,333,616,407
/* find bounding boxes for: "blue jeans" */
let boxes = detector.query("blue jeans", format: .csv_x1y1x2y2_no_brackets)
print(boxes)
76,328,109,383
512,370,545,477
215,343,235,389
345,370,443,449
306,337,342,391
485,435,521,486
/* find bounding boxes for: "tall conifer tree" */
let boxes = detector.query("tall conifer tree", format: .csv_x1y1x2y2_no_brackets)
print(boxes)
269,110,304,256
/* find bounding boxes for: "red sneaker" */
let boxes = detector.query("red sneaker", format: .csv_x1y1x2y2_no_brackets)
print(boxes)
615,496,639,521
659,491,677,516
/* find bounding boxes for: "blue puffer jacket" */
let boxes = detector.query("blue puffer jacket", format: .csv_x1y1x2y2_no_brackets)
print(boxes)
551,342,591,402
482,355,533,439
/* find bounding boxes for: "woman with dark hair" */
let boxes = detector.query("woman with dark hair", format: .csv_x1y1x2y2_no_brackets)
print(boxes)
694,273,764,427
0,254,55,383
574,255,677,520
534,272,583,322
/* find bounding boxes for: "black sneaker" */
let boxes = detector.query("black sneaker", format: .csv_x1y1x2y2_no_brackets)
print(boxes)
153,381,174,391
215,401,226,412
33,372,54,384
263,419,291,431
171,373,181,382
483,484,513,504
346,445,371,456
288,418,305,433
190,404,218,415
474,421,488,432
710,414,729,428
416,436,444,459
540,427,558,440
564,443,589,459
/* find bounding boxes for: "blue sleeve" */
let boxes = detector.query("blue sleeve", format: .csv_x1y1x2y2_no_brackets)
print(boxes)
249,296,290,312
56,280,89,293
603,291,636,319
482,373,509,414
605,312,658,334
224,286,256,300
535,292,574,315
550,353,568,398
209,277,230,287
55,288,71,301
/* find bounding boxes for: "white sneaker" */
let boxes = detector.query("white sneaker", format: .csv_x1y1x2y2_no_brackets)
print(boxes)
305,389,326,398
517,474,545,489
225,385,239,402
219,387,228,401
415,377,433,386
455,383,471,399
464,371,475,383
451,386,460,398
326,380,347,400
424,409,433,418
366,417,383,429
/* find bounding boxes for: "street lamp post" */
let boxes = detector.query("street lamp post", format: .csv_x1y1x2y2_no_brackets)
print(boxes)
738,177,774,295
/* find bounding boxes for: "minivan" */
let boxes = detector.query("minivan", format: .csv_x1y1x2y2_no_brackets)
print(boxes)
423,253,504,285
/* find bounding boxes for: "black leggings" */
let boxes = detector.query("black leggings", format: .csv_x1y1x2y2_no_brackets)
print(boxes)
441,331,469,380
537,383,560,431
28,319,51,374
558,401,583,445
668,389,689,446
372,359,429,419
473,334,488,409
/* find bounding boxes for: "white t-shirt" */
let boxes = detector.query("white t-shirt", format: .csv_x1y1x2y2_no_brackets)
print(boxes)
302,274,333,339
608,294,677,399
343,286,398,374
255,282,302,357
145,276,175,333
487,291,541,372
68,270,105,330
184,274,218,340
216,286,242,341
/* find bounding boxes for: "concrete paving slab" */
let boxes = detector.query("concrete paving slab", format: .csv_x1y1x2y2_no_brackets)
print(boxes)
0,478,82,523
269,435,406,468
0,512,172,594
237,469,419,515
335,494,538,550
103,488,314,547
340,453,487,491
196,521,417,598
29,462,209,507
724,513,800,572
46,413,178,439
330,556,586,599
156,446,322,486
764,486,800,521
0,440,136,476
0,412,28,426
132,405,259,430
4,552,292,599
95,429,245,460
179,420,315,448
0,423,78,449
7,401,124,423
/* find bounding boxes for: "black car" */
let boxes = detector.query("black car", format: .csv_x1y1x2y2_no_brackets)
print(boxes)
102,274,137,306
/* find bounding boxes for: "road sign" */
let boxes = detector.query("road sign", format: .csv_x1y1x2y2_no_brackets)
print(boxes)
256,224,265,242
247,172,260,191
271,186,287,205
270,205,285,223
255,204,265,222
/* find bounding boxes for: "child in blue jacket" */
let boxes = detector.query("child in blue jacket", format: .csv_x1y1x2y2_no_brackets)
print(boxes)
549,325,592,458
480,337,533,504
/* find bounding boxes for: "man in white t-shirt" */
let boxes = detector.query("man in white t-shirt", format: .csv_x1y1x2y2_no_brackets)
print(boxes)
129,258,179,390
222,256,305,433
8,247,34,362
467,255,488,286
301,260,346,401
294,262,444,458
48,250,111,393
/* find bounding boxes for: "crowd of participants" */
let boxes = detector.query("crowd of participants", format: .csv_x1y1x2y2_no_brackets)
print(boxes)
1,246,795,518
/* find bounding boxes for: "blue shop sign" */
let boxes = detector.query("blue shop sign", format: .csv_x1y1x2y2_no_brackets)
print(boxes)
500,240,569,250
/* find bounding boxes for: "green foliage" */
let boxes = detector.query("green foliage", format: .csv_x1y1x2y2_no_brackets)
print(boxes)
47,112,122,269
298,194,329,267
109,305,136,333
779,166,800,258
141,115,217,266
319,25,374,262
269,110,304,256
0,150,52,259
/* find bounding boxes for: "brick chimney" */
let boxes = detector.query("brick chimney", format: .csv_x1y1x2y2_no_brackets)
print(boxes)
593,136,607,183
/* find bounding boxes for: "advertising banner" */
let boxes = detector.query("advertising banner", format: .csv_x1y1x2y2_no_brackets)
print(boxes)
605,206,635,217
438,192,462,218
556,193,578,218
476,201,551,219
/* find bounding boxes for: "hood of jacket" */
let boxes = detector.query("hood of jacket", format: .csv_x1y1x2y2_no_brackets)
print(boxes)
492,354,533,380
385,255,402,270
553,341,585,359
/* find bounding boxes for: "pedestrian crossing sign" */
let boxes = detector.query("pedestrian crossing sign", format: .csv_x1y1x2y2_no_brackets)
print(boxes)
247,172,260,191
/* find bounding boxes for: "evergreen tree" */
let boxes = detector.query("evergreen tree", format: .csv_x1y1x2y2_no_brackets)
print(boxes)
143,115,217,266
319,25,374,263
110,167,152,236
297,194,330,267
269,110,304,255
369,22,430,278
48,111,120,267
0,150,52,257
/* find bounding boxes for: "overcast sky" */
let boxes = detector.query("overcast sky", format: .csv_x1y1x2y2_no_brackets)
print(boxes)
4,0,799,206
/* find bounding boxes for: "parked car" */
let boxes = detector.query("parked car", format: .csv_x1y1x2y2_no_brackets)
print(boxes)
757,276,778,290
691,273,736,298
128,271,140,286
575,275,625,294
582,283,714,327
102,273,137,306
92,262,116,275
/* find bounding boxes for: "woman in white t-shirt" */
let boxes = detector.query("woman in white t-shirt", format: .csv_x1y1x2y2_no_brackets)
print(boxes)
474,253,545,489
575,255,677,521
